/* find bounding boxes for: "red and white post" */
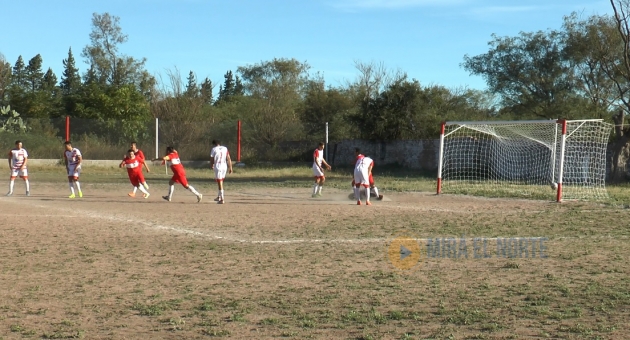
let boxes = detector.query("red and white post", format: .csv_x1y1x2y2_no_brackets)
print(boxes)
436,121,446,194
556,119,567,202
65,116,70,142
237,120,241,162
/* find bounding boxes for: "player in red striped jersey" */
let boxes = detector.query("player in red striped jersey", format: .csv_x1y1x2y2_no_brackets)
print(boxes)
64,141,83,198
128,141,150,196
120,149,150,199
312,142,332,197
152,146,202,202
7,140,30,196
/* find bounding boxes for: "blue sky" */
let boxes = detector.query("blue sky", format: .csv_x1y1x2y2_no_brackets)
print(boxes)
0,0,613,92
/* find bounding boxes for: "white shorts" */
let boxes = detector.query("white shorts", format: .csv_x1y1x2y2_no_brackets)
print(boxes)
68,164,81,178
10,168,28,178
313,164,324,178
354,169,370,187
214,166,227,181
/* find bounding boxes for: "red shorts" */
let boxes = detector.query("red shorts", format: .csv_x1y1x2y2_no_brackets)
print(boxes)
171,170,189,187
127,171,142,187
314,176,325,180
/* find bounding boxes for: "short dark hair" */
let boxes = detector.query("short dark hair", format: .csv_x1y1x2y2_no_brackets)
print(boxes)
15,140,21,145
355,147,361,154
64,141,72,145
166,146,175,154
318,142,325,147
127,149,134,153
130,141,137,146
212,139,220,146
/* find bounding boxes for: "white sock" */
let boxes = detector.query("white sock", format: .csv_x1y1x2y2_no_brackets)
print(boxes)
69,182,75,195
220,189,224,199
187,185,200,196
354,187,360,201
138,185,148,195
313,183,319,195
168,185,174,199
143,182,149,189
317,185,323,194
366,187,370,202
133,186,138,194
9,180,14,193
24,180,29,192
75,181,82,193
372,186,379,197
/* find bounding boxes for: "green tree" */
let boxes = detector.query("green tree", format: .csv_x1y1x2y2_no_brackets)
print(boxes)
185,71,198,98
25,54,44,92
237,58,310,147
60,47,82,118
0,53,11,106
300,76,355,141
200,77,213,105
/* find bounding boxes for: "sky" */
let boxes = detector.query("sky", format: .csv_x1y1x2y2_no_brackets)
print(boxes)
0,0,614,93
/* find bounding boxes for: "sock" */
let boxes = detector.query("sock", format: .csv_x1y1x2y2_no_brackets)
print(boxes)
317,185,323,194
220,189,224,200
372,186,379,197
69,182,75,195
24,180,29,192
354,187,360,201
366,186,370,202
188,185,200,196
143,182,149,189
168,185,174,199
138,185,148,195
313,183,319,195
9,180,14,193
75,181,82,193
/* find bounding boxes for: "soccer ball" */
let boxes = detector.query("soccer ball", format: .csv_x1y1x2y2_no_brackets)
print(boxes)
550,182,558,190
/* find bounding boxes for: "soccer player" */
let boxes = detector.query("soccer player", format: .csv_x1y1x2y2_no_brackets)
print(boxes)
64,141,83,198
120,149,150,199
7,140,30,196
152,146,202,202
351,153,383,201
312,142,331,197
129,141,150,194
353,148,374,205
210,140,233,204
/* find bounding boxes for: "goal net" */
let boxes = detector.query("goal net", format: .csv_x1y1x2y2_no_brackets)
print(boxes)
436,119,613,201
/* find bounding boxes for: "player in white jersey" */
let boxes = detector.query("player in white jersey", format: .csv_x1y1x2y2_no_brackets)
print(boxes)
210,140,233,204
353,148,374,205
312,142,332,197
7,140,30,196
63,141,83,198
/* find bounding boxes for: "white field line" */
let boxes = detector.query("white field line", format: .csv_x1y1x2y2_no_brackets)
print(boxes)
2,198,628,244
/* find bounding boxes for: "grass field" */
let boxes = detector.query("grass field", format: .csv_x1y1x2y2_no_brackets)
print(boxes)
1,164,629,339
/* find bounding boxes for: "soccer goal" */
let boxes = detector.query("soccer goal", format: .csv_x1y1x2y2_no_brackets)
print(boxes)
436,119,613,202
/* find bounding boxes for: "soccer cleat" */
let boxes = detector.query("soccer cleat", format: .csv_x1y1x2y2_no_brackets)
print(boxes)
78,191,83,198
128,192,136,198
143,193,150,199
5,192,12,197
377,194,384,200
69,193,76,199
214,196,221,202
357,200,361,205
26,191,30,197
316,193,322,197
366,201,372,206
197,193,203,203
143,183,149,189
218,200,225,204
312,194,317,198
162,195,171,202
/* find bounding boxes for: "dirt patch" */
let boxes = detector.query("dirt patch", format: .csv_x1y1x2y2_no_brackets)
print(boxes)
0,182,628,339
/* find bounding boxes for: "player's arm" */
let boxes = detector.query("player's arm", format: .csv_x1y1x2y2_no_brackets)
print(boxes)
313,151,323,171
226,152,233,174
210,156,215,170
21,155,27,169
63,154,69,170
322,159,331,170
76,155,83,167
152,155,170,162
142,159,150,172
7,151,11,169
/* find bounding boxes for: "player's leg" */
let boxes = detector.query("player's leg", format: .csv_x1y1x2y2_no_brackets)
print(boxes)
312,165,323,197
365,184,371,205
21,170,30,196
73,167,82,197
317,177,325,196
137,182,150,198
7,170,16,196
138,171,149,190
181,175,202,202
163,179,176,201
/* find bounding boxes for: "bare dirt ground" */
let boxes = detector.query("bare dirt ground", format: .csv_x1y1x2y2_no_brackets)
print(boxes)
0,181,629,339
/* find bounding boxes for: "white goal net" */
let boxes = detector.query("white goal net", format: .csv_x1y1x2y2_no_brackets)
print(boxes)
437,119,613,201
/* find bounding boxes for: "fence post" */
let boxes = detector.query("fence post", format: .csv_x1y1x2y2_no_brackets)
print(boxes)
325,122,329,162
155,117,159,159
237,120,241,162
65,116,70,142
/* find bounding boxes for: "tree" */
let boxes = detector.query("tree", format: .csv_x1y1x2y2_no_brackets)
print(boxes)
0,53,11,106
185,71,198,98
60,47,81,95
237,58,310,147
200,77,213,105
25,54,44,92
215,70,236,105
300,76,355,141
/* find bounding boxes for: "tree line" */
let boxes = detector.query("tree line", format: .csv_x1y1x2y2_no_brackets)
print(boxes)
2,4,630,153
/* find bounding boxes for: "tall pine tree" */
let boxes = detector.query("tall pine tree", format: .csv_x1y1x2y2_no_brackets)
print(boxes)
25,54,44,92
60,48,81,95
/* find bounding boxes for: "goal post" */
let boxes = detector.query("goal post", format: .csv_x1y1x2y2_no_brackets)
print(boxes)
436,119,613,202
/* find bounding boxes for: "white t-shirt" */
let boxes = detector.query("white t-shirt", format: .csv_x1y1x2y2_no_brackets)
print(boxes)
10,148,28,169
211,146,229,168
64,148,82,166
355,156,373,172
